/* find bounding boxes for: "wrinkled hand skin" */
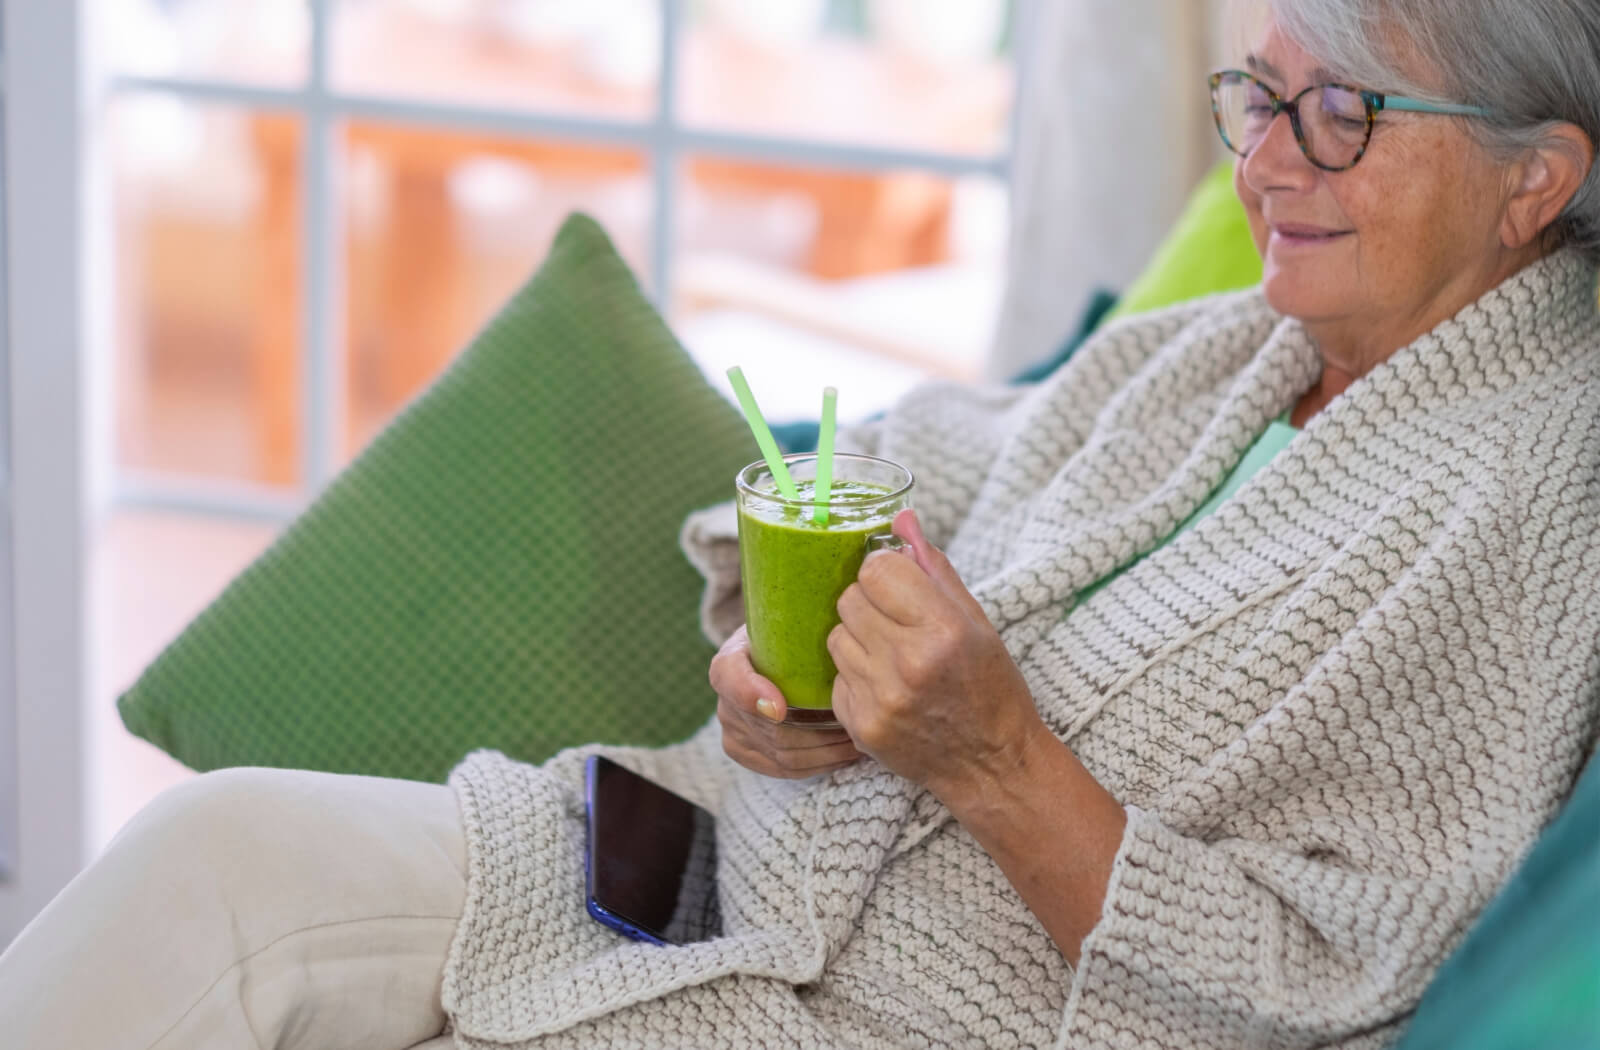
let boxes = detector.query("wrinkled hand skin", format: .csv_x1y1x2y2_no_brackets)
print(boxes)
710,625,862,779
828,508,1046,802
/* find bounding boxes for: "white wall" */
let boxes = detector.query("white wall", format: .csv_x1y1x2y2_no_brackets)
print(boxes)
0,23,13,890
988,0,1229,379
0,0,88,944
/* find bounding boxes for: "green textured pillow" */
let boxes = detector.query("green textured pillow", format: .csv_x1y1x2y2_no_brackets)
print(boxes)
119,214,755,782
1100,159,1262,325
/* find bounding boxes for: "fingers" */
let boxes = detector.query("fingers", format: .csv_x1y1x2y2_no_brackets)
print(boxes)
717,695,861,779
826,616,873,681
851,550,936,626
709,625,786,723
828,668,859,733
727,746,860,781
891,507,943,580
841,550,981,668
891,508,990,623
847,510,985,632
710,630,862,778
718,695,852,750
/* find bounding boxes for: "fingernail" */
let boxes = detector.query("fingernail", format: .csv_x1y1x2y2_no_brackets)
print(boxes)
756,697,780,722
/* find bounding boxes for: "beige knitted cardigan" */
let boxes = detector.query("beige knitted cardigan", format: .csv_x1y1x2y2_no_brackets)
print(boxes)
441,250,1600,1050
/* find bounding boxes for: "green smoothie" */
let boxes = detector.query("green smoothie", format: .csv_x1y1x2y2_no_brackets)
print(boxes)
738,479,898,714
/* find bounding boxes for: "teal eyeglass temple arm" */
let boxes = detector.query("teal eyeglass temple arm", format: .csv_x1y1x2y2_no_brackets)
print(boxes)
1378,93,1492,118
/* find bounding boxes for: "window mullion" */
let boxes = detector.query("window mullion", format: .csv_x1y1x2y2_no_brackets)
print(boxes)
106,76,1006,180
301,0,341,495
651,0,682,309
1005,0,1034,172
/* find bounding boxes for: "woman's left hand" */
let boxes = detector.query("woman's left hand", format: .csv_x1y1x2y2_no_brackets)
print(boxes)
828,508,1046,799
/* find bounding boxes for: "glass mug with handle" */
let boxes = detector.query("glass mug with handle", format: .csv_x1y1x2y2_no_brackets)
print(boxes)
735,453,914,728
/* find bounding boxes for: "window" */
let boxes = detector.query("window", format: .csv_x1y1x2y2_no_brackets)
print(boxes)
90,0,1023,851
3,0,91,933
103,0,1023,508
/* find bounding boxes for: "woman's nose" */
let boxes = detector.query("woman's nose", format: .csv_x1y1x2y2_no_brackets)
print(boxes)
1240,108,1318,193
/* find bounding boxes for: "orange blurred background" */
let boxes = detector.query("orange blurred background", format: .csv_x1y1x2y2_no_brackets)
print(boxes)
107,0,1015,489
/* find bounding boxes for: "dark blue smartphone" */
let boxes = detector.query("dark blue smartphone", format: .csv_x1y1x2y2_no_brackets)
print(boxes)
583,755,721,946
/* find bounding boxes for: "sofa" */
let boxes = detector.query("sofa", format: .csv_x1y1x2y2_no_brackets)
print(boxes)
117,165,1599,1049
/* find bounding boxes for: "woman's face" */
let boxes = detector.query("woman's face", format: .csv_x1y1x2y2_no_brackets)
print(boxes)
1233,19,1519,368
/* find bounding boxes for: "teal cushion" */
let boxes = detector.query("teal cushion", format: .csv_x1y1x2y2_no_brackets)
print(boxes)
118,214,756,782
1397,755,1600,1049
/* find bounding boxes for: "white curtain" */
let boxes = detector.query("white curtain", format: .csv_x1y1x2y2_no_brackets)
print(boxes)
987,0,1228,379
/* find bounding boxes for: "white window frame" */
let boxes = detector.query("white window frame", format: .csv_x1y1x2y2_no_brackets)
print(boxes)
0,0,12,890
108,0,1032,522
0,0,1031,942
0,0,89,942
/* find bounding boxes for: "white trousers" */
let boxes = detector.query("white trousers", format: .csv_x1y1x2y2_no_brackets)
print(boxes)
0,767,467,1050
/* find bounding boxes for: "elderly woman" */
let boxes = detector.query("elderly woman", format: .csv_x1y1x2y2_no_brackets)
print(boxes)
4,1,1599,1047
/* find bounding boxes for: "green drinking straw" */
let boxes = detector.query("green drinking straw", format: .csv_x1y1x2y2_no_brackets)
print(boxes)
726,366,799,500
812,386,837,523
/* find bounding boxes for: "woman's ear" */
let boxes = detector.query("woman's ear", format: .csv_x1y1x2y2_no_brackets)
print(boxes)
1501,122,1594,251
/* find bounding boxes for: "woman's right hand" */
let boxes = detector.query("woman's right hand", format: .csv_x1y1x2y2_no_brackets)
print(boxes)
710,626,863,779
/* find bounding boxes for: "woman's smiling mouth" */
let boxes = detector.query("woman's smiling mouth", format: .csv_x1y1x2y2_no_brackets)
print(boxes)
1270,223,1353,247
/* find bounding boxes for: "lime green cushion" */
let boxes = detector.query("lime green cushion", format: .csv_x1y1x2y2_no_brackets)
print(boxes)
118,214,755,782
1395,755,1600,1050
1101,160,1261,325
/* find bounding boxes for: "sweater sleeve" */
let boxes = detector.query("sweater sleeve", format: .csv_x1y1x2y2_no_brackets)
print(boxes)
1059,647,1597,1047
1062,808,1455,1049
1058,377,1600,1048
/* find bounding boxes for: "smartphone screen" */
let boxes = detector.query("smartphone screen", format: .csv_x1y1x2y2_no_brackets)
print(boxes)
584,755,721,945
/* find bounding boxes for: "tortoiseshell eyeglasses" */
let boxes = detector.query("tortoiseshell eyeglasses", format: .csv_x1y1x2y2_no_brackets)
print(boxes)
1209,69,1490,172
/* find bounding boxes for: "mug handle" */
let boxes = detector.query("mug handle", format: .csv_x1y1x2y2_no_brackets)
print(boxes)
867,532,909,553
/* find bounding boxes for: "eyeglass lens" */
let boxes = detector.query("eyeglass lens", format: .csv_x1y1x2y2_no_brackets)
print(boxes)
1213,73,1371,169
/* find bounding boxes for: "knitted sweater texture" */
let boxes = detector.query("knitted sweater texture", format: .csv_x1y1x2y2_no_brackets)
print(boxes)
440,250,1600,1049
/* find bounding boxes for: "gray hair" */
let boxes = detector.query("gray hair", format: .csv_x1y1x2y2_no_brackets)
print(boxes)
1245,0,1600,264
